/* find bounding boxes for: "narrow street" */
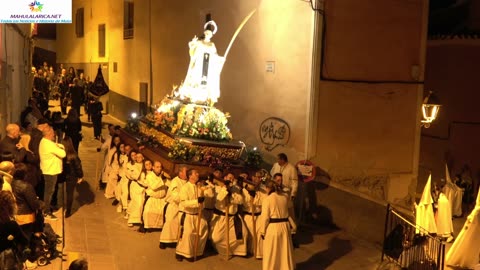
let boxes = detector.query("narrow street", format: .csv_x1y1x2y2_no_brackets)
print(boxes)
45,102,383,270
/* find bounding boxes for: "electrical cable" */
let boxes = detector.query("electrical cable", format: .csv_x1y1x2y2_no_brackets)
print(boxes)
302,0,325,13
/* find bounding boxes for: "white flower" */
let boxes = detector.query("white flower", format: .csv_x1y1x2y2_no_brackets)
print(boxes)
7,235,14,241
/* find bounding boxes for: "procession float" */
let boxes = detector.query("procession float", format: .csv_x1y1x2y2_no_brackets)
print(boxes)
120,11,262,177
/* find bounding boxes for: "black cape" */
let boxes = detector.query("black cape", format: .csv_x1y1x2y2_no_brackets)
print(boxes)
89,65,109,96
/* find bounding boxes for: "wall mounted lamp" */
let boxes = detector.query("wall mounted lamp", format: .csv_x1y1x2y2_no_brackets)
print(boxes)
421,91,441,128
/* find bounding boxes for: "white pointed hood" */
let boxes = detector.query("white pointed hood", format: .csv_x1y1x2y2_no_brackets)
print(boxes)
445,164,453,184
415,173,437,234
419,174,434,205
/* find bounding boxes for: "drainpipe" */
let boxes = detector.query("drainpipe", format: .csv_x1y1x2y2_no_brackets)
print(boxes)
305,8,322,161
148,0,153,110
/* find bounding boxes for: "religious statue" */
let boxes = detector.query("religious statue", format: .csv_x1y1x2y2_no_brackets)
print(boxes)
178,21,225,106
176,10,256,106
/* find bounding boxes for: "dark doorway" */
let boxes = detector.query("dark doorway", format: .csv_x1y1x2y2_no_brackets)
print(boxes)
32,47,56,70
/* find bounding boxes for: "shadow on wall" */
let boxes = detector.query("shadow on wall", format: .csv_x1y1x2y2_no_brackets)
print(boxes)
297,236,353,270
298,166,338,228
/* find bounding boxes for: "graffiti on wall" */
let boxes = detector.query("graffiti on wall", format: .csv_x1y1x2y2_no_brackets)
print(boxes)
259,117,290,151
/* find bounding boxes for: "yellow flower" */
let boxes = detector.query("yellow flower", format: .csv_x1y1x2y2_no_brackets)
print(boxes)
7,235,14,241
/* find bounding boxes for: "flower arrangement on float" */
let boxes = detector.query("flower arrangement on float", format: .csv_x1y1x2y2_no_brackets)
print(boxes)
167,139,232,170
124,96,238,165
147,97,233,141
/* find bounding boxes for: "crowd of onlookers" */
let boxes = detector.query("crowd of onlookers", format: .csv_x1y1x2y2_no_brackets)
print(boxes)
0,60,99,269
0,114,85,269
32,62,90,116
30,61,104,138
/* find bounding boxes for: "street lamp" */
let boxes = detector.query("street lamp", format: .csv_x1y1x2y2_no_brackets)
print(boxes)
421,91,441,128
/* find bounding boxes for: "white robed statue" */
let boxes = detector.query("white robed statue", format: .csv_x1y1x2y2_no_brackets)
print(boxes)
176,10,256,106
178,21,225,105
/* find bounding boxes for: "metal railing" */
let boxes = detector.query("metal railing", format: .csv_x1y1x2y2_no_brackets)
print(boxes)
381,204,445,270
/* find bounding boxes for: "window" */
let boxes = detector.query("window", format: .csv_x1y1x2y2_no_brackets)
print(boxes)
75,8,84,38
124,0,134,39
98,24,105,57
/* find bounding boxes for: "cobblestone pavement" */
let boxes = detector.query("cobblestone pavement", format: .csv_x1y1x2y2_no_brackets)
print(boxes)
40,101,468,270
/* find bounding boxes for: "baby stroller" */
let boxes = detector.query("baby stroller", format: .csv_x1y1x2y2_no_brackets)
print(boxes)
30,223,62,266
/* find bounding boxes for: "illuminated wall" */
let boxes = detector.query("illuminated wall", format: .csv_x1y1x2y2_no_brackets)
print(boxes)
56,0,428,243
56,0,312,160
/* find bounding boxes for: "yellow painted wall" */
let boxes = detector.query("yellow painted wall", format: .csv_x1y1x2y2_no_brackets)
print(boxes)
57,0,313,160
54,0,429,243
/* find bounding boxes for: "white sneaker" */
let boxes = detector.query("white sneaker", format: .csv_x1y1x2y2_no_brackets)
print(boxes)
25,260,37,269
124,213,129,220
116,205,122,213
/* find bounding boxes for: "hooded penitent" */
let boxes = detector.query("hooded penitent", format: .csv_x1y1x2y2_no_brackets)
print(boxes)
415,174,437,234
444,164,463,217
435,191,454,237
446,189,480,268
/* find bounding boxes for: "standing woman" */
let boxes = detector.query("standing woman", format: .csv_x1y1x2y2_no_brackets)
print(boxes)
62,137,83,218
0,190,29,270
90,97,103,140
113,144,129,212
104,135,121,200
120,149,137,217
64,108,82,152
260,180,296,270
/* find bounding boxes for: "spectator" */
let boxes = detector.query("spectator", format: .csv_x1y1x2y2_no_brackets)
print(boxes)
0,190,29,270
90,97,103,140
0,124,28,164
0,161,15,192
70,78,85,116
51,112,64,144
11,163,44,245
39,127,66,220
64,109,82,152
61,137,83,218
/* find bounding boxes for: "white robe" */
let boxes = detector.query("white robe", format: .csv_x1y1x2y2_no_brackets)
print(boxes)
126,164,145,224
446,192,480,268
241,187,267,259
444,182,463,217
435,193,453,237
143,172,168,229
115,154,129,210
209,185,248,257
99,136,112,183
160,176,187,243
178,37,225,104
176,181,208,258
270,162,298,198
104,150,120,199
260,192,296,270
